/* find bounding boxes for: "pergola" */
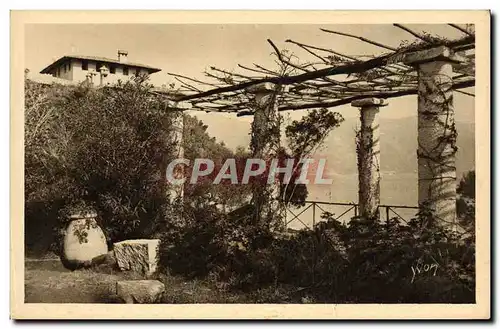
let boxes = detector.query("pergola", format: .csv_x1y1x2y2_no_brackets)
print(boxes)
162,24,475,230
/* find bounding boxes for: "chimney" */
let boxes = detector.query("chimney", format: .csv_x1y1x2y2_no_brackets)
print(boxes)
118,50,128,63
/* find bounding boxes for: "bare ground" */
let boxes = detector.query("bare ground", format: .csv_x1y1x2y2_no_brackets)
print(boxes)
24,259,262,303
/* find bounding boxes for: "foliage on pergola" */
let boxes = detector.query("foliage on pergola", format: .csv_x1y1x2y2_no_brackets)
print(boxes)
163,24,475,116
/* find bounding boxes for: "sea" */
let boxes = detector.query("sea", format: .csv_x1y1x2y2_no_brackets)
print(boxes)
286,172,420,230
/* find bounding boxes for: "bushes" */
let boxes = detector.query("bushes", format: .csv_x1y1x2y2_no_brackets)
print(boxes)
276,212,475,303
25,78,177,253
158,203,274,281
457,170,475,240
158,203,227,278
335,214,474,303
158,205,475,303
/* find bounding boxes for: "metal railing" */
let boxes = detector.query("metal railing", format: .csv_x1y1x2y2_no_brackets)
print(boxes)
285,200,420,230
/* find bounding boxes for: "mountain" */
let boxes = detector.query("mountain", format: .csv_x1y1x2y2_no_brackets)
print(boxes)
319,117,475,178
199,114,475,179
196,114,475,217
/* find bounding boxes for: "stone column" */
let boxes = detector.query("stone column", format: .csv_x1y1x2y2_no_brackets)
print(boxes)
246,82,282,228
86,70,98,85
167,101,192,203
404,46,467,230
99,65,109,86
352,98,386,221
247,82,280,158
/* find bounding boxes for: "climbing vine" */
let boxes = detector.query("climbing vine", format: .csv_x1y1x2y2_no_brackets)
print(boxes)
249,83,286,230
355,107,381,221
415,71,458,228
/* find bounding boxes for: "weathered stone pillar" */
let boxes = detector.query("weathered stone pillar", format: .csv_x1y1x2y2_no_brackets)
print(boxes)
99,65,109,86
247,82,280,158
246,82,282,228
170,112,184,201
352,98,386,220
404,46,467,230
167,101,191,203
86,70,98,85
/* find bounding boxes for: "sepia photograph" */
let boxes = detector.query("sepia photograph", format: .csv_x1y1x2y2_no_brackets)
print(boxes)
10,10,490,319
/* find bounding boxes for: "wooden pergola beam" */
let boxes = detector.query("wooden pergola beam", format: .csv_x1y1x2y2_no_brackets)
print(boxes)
393,24,433,43
176,36,474,102
194,76,474,115
320,28,397,51
448,23,475,37
276,78,474,112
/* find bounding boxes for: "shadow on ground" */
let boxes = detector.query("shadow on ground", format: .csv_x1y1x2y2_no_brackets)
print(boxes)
24,259,260,304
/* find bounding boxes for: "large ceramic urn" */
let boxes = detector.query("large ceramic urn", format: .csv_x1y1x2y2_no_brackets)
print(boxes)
61,212,108,270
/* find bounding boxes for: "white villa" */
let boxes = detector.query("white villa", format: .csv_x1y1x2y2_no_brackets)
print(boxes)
38,50,161,86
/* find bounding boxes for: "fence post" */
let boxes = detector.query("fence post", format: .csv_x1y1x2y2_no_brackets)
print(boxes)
284,209,287,232
386,206,390,226
312,202,316,228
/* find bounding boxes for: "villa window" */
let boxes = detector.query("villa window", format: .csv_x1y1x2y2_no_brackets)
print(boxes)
110,65,116,74
123,67,129,76
82,60,88,71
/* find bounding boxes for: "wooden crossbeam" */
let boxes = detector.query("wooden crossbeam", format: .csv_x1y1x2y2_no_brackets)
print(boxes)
393,24,433,43
276,78,474,112
448,23,475,37
176,36,474,102
320,28,397,51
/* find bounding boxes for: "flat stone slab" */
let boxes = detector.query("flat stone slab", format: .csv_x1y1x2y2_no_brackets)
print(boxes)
116,280,165,304
113,239,160,275
351,97,387,108
403,45,467,65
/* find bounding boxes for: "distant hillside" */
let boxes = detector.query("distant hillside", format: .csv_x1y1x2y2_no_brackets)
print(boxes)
196,113,475,213
313,116,475,178
201,114,475,179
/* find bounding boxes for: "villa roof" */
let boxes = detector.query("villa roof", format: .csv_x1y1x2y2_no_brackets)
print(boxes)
40,54,162,74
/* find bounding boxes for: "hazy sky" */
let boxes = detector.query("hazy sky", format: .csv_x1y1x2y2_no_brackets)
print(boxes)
25,23,475,147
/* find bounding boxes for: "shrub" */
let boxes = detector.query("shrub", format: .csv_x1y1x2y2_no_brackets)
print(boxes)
304,211,475,303
158,202,274,281
158,204,475,303
25,77,177,252
457,170,475,240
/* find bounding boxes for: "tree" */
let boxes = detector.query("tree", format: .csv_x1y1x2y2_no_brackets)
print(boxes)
25,80,74,255
183,115,252,212
25,77,178,247
25,80,72,203
281,108,345,207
